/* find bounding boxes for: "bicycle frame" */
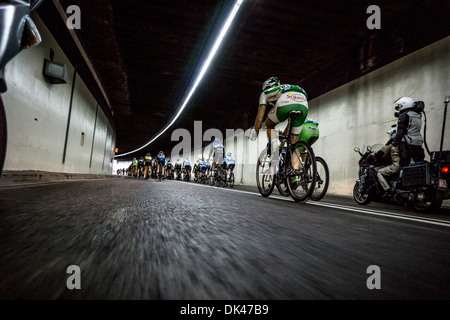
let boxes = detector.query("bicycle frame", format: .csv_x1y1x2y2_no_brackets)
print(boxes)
256,110,317,202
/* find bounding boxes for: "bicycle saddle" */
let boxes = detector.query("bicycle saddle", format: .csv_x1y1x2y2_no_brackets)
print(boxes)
289,111,303,119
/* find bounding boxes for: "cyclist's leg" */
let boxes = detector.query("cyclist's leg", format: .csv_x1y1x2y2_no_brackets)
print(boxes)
274,102,308,170
291,107,308,170
266,107,280,143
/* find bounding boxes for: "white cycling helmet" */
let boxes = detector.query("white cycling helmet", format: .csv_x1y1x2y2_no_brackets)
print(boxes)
262,76,280,91
394,97,414,111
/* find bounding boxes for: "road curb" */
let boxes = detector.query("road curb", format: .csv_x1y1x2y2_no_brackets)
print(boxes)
0,170,121,186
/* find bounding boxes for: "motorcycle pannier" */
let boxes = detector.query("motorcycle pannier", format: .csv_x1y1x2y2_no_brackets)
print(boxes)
401,162,431,187
431,151,450,162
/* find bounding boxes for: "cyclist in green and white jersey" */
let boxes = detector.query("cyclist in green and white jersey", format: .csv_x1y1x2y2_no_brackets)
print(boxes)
252,76,308,157
253,76,308,146
251,76,309,185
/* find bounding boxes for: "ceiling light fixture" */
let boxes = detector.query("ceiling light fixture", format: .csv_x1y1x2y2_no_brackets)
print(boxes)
115,0,244,158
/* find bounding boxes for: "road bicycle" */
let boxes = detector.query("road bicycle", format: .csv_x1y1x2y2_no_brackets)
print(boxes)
256,111,317,203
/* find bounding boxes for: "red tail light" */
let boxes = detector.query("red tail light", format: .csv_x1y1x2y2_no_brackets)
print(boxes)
442,167,449,173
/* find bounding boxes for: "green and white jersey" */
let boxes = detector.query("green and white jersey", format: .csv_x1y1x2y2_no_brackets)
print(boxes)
259,84,308,107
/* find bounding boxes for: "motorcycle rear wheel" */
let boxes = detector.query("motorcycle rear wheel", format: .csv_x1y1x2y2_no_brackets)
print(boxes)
353,182,371,205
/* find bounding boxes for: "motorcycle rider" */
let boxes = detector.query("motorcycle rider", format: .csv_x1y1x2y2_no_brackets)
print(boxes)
391,97,425,168
374,125,401,197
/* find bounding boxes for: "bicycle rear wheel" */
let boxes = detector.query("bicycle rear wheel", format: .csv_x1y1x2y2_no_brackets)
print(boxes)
256,149,275,197
310,156,329,201
229,172,235,188
286,141,317,203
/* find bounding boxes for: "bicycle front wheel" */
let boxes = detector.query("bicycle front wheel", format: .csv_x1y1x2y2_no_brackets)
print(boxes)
310,156,330,201
286,141,317,203
256,149,275,197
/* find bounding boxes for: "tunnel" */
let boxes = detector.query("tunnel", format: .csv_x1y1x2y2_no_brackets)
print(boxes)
0,0,450,304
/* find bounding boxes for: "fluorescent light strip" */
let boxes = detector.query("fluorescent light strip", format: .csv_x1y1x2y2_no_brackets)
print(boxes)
115,0,244,158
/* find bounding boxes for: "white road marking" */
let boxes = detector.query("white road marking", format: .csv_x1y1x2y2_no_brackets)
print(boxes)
173,180,450,228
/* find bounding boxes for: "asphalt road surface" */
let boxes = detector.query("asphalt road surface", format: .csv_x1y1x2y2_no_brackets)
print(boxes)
0,177,449,300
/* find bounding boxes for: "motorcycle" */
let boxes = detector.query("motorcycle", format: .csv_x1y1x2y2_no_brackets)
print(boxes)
353,99,450,212
0,0,43,176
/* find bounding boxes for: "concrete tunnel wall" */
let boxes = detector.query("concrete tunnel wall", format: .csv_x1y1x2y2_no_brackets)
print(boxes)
2,14,116,175
177,36,450,197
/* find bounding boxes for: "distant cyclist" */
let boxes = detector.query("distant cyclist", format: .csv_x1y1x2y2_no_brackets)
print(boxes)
166,159,173,179
157,151,165,177
144,153,152,177
298,119,319,149
199,157,207,179
209,137,225,175
193,157,200,181
205,158,212,177
183,158,191,180
175,159,183,179
138,157,145,177
132,157,138,176
226,152,235,175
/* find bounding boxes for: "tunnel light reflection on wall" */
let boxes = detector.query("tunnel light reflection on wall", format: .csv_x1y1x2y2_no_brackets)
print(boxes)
115,0,244,158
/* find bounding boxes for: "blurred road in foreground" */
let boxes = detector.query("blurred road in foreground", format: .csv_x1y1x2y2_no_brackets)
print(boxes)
0,177,449,299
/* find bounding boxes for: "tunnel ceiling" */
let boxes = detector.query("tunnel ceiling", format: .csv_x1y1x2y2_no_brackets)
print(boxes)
37,0,450,161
